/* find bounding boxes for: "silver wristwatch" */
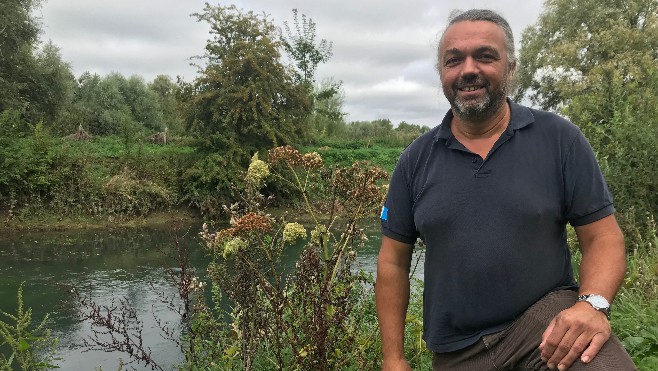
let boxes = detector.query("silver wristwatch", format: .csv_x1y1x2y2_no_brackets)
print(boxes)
577,294,611,319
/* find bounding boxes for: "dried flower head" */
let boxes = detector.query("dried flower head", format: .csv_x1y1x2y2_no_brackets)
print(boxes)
232,212,273,235
283,222,307,244
333,162,389,205
268,145,303,167
301,152,323,169
245,152,270,188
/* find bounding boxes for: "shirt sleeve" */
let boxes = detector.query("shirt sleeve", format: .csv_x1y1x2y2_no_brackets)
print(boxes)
563,130,615,226
381,151,419,244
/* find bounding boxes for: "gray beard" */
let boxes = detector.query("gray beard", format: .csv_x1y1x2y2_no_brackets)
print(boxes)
449,70,512,122
452,85,507,122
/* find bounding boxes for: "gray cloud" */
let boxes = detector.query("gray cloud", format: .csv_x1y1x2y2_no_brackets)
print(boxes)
39,0,544,126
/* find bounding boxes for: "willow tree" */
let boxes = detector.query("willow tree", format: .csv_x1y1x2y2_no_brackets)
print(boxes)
515,0,658,222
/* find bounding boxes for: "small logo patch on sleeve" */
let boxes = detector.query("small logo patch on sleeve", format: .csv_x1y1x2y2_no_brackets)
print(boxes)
380,206,388,221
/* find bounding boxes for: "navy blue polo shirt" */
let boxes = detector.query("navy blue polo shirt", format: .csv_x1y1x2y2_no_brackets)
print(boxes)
380,101,614,353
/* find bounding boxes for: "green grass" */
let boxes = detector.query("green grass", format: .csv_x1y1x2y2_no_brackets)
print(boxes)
302,144,404,173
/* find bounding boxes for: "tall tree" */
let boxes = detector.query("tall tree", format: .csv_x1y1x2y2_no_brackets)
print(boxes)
148,75,183,133
282,9,333,86
0,0,42,113
515,0,657,118
282,9,342,142
185,4,311,155
0,0,75,127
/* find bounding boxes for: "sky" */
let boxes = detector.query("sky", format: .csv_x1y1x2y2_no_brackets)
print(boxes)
38,0,545,127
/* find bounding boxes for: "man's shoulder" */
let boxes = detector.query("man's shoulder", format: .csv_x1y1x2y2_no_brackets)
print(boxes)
512,102,582,138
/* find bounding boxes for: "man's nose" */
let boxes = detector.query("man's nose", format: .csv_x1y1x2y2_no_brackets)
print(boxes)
461,56,479,76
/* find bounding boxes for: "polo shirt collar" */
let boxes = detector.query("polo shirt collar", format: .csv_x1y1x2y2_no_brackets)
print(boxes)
433,98,535,142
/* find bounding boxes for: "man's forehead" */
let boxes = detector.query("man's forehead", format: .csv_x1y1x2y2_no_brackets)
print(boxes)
440,20,506,51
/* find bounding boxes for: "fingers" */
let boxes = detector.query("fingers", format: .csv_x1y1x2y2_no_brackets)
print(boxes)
549,332,591,370
539,306,611,370
539,318,556,351
580,332,608,364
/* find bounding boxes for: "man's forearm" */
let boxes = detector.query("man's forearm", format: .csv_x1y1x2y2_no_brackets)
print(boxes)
376,265,410,360
576,215,626,302
376,239,413,362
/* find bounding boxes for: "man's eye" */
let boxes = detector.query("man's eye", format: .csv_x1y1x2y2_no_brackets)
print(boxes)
445,58,460,66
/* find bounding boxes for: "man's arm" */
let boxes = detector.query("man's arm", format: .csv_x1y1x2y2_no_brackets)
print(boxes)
376,235,414,371
540,214,626,370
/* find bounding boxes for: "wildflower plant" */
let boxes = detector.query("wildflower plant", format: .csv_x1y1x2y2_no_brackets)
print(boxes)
196,145,389,370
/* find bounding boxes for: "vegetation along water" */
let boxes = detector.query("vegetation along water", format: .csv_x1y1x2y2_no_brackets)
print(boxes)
1,0,657,369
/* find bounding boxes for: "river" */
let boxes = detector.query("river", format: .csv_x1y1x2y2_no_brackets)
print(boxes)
0,222,424,370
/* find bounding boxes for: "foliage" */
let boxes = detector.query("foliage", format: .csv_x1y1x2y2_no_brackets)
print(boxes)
179,5,315,209
0,123,185,219
148,75,185,134
190,146,389,370
321,119,430,148
282,9,333,86
0,283,59,370
65,72,168,137
515,0,658,113
303,143,404,173
0,0,75,127
184,4,312,155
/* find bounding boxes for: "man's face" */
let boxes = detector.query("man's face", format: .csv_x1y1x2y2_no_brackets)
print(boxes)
438,20,514,121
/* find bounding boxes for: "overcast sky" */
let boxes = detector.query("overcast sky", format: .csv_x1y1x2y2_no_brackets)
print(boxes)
38,0,545,127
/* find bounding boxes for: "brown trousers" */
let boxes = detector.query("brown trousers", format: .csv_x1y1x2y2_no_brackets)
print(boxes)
432,290,637,370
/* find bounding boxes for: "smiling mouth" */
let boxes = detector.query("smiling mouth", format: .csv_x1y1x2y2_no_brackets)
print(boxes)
459,86,483,92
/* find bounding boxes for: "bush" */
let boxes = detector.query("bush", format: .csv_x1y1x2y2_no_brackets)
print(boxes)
188,146,390,370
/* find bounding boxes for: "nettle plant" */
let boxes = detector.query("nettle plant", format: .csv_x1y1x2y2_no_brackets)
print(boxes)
198,145,388,370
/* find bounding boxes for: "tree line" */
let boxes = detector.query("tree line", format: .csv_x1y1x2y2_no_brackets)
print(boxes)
0,2,429,219
0,0,656,224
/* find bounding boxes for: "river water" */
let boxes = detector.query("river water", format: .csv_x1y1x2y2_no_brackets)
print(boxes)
0,222,424,370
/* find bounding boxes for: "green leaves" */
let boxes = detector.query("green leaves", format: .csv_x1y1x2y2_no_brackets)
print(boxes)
515,0,658,115
0,283,59,370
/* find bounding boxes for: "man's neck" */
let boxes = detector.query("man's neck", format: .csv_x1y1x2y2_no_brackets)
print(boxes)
451,102,511,141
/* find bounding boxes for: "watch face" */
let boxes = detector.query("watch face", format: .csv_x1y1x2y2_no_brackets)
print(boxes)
589,295,609,309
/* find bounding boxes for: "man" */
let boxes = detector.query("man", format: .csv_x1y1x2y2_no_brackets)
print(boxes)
375,9,636,371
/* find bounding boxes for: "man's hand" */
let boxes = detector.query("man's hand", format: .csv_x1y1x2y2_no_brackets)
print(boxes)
382,358,413,371
539,301,611,370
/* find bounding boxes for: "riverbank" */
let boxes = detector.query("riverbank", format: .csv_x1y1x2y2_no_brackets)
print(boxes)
0,206,203,233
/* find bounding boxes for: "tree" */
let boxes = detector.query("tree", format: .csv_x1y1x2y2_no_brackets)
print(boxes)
0,0,75,127
307,78,347,140
148,75,183,133
0,0,42,113
185,4,311,155
28,41,75,129
179,4,312,213
515,0,657,117
282,9,333,86
282,10,342,142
